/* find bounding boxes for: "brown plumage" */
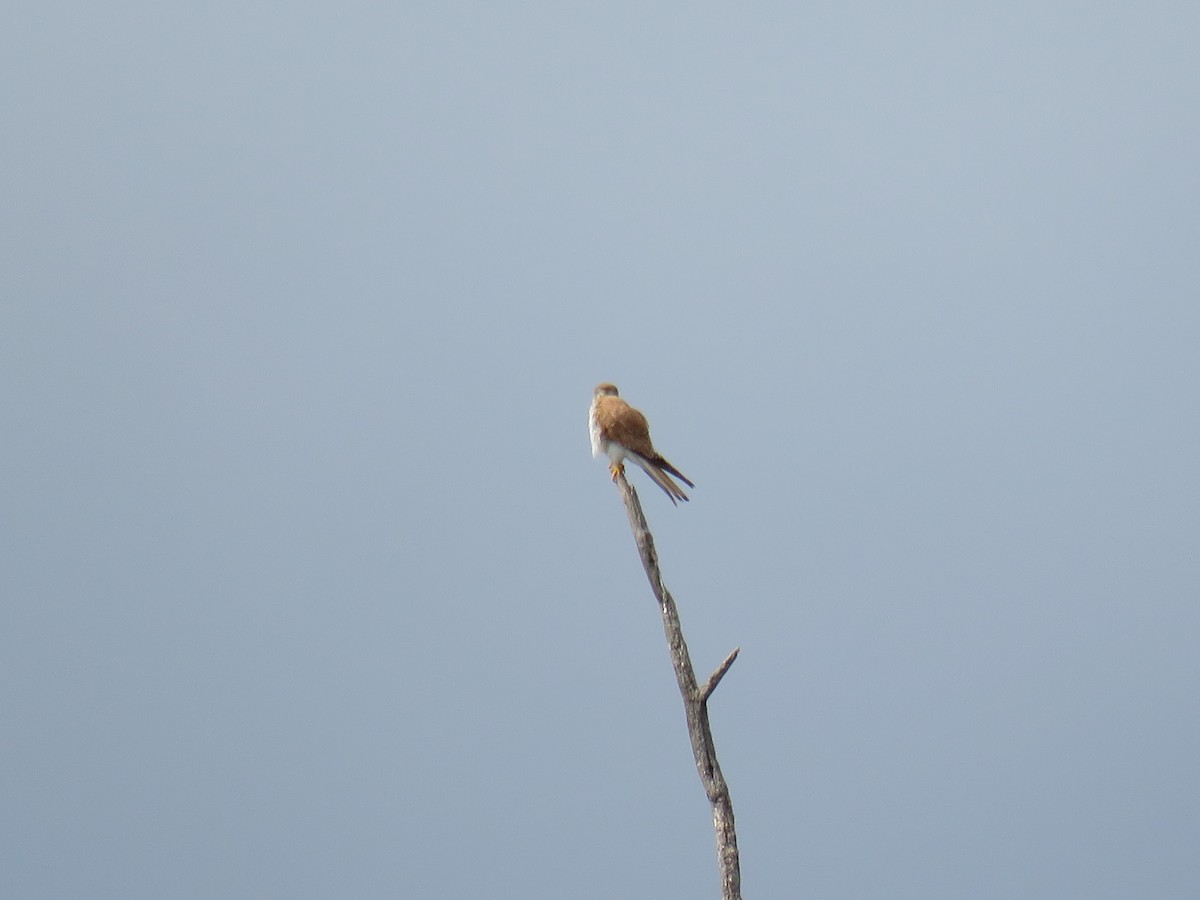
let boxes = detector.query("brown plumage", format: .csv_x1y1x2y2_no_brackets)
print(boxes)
589,382,694,504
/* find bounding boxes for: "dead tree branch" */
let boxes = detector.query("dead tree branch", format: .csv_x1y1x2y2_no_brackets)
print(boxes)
612,469,742,900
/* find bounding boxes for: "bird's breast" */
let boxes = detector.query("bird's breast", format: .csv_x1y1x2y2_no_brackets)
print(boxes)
588,402,604,457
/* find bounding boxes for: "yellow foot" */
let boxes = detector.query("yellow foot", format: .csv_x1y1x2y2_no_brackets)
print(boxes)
609,463,625,481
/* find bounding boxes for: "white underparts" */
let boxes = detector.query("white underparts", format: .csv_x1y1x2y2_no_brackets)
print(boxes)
588,400,605,458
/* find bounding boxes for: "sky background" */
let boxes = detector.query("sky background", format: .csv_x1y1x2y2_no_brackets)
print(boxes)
4,3,1199,898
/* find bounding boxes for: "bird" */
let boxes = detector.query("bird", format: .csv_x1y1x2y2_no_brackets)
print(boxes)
589,382,694,504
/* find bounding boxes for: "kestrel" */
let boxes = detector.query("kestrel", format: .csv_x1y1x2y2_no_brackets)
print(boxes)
589,382,694,504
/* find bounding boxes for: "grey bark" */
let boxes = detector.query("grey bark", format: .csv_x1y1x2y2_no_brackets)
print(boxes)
611,470,742,900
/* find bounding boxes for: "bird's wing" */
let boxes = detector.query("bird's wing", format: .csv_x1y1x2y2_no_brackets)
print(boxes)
594,396,657,459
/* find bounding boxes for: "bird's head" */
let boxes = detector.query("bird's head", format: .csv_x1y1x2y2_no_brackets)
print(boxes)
594,382,620,398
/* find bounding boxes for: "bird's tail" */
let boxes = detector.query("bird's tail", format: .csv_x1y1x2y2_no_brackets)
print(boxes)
653,455,694,488
630,453,690,504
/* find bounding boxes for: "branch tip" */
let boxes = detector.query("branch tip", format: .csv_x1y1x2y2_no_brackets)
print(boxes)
699,647,741,703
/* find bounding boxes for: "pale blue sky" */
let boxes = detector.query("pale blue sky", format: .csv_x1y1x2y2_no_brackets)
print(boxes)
3,3,1199,898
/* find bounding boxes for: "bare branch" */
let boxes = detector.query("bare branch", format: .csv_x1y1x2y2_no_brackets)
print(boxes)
611,469,742,900
699,647,741,705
